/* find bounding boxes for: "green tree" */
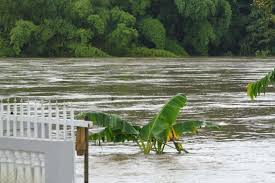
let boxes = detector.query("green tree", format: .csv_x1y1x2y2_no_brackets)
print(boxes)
106,23,138,56
87,15,106,35
139,17,166,49
241,0,274,55
174,0,232,55
10,20,38,55
0,0,274,57
110,7,136,27
71,0,93,19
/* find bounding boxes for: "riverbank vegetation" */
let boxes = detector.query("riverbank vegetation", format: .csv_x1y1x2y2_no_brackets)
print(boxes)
77,94,218,154
0,0,274,57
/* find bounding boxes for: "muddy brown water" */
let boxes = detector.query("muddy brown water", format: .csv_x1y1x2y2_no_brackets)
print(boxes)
0,58,275,182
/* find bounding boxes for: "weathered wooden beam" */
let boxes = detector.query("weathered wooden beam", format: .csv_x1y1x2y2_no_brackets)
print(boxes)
84,127,89,183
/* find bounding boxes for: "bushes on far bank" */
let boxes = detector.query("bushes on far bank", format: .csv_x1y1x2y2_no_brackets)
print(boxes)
128,47,178,57
0,0,273,58
165,39,189,56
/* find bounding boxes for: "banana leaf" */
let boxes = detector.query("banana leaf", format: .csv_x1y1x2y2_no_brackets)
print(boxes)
77,112,139,135
140,93,187,142
173,120,219,138
247,68,275,100
77,112,140,143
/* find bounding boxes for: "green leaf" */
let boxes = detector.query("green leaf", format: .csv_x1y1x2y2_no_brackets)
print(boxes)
77,112,139,143
173,120,203,135
247,68,275,100
140,93,187,142
173,120,219,137
77,112,139,135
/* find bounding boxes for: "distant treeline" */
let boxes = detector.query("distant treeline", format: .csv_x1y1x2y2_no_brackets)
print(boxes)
0,0,274,57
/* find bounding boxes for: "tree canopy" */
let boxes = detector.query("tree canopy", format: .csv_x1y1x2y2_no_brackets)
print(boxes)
0,0,274,57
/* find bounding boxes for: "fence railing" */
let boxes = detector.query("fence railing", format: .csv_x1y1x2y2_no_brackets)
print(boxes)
0,98,89,140
0,98,90,183
0,149,45,183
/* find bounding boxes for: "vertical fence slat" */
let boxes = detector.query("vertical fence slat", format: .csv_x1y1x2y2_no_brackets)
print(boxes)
23,152,33,183
48,101,52,140
70,104,75,141
20,99,24,137
15,151,24,183
0,99,3,137
7,99,10,137
13,99,17,137
32,152,41,183
27,99,31,138
63,103,67,140
56,101,60,140
7,150,16,183
0,150,8,182
41,102,45,139
34,100,38,138
39,153,45,183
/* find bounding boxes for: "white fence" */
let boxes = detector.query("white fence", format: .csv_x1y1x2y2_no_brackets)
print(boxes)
0,150,45,183
0,98,89,183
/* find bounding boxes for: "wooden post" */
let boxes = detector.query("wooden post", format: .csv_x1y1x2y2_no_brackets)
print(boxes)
84,127,89,183
76,128,86,156
76,126,89,183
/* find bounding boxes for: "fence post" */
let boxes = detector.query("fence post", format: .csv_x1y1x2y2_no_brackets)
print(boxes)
84,127,89,183
76,126,89,183
0,98,3,137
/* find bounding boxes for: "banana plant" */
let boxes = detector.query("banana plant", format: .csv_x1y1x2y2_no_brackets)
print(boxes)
139,93,188,154
77,93,218,154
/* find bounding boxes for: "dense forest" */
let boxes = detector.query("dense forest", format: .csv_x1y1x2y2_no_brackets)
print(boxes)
0,0,274,57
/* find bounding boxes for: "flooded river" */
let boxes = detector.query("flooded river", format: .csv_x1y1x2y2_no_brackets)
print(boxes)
0,58,275,182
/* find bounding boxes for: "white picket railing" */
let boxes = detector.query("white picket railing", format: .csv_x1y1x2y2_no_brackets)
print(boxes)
0,98,89,140
0,98,90,183
0,150,45,183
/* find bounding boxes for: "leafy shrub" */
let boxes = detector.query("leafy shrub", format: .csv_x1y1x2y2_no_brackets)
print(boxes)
0,37,15,56
131,0,151,16
110,7,136,27
71,0,93,19
272,47,275,55
175,0,216,20
71,44,109,57
184,21,216,55
75,28,93,44
87,15,105,35
223,51,233,56
0,48,15,57
10,20,38,55
139,18,166,49
255,50,270,58
0,36,6,48
35,19,80,56
129,47,178,57
106,23,138,56
271,15,275,25
165,39,189,56
212,0,232,42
